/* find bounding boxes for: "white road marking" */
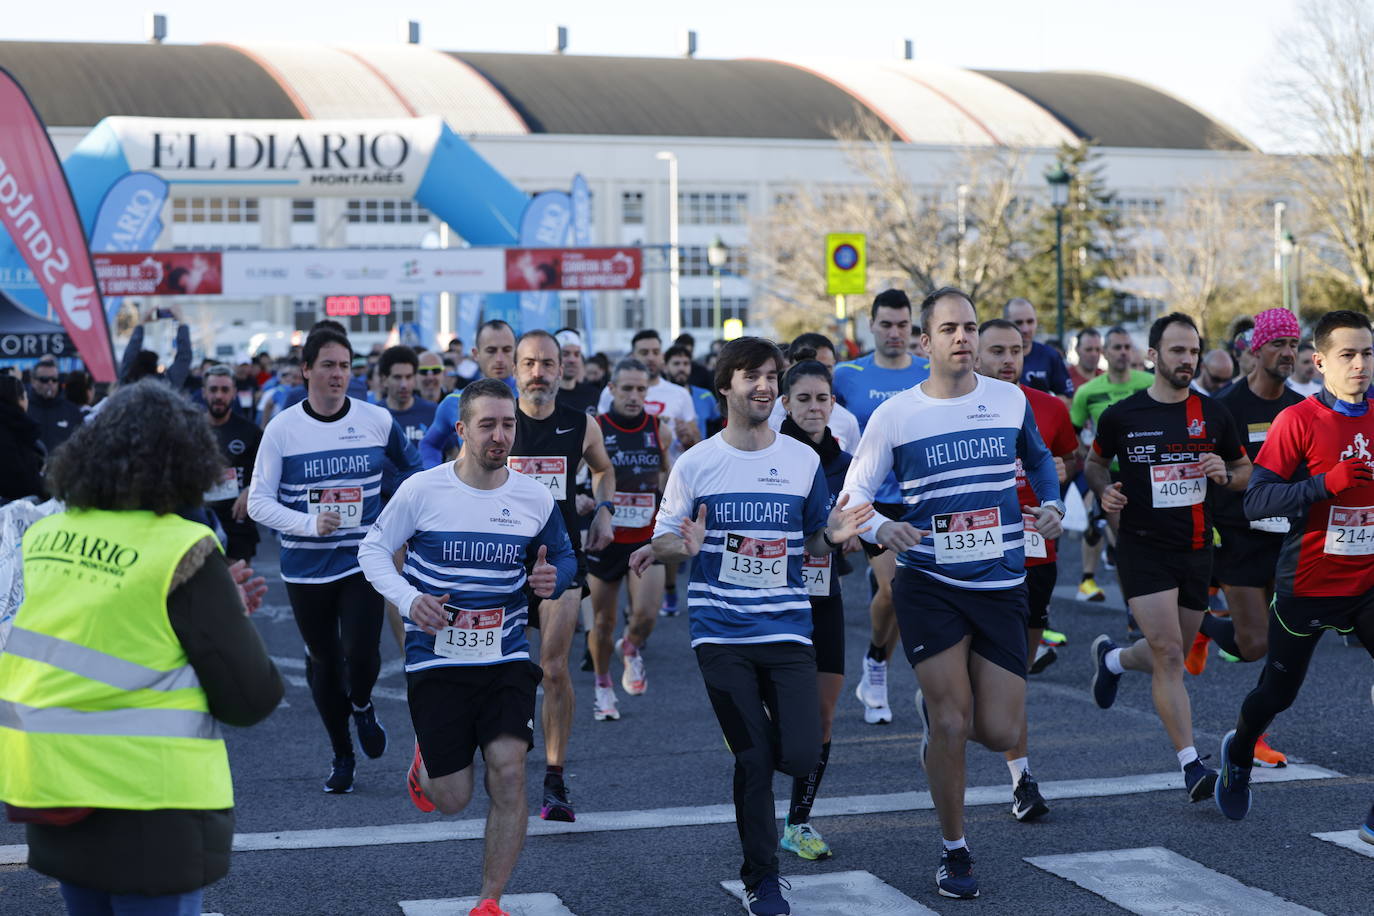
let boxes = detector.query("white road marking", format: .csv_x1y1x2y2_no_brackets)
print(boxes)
280,673,407,703
1026,846,1322,915
399,893,575,915
225,763,1339,853
1312,829,1374,858
722,870,936,914
269,656,405,680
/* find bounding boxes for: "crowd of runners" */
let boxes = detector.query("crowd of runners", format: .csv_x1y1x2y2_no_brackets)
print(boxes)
2,289,1371,916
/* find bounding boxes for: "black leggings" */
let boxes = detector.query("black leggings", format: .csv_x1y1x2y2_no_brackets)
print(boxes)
285,573,384,757
1230,592,1374,767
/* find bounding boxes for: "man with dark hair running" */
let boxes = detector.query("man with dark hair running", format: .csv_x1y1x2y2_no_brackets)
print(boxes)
1087,312,1251,803
249,328,423,793
631,337,871,916
1216,310,1374,836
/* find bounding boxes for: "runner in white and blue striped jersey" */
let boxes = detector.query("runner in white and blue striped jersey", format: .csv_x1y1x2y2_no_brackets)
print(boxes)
358,462,576,672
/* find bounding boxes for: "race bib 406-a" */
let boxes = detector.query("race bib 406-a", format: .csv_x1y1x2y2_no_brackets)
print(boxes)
1150,462,1206,508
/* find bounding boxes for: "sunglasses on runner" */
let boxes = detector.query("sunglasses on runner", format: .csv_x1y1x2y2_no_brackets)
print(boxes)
417,366,444,375
33,374,59,383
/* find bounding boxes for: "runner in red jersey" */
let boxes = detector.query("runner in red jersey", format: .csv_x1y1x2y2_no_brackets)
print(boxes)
977,319,1078,823
1086,313,1251,804
1215,310,1374,833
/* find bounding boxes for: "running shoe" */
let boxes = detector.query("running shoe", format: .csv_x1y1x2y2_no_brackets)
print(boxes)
1090,634,1121,710
351,702,388,759
579,642,594,672
1077,577,1105,602
745,874,792,915
541,780,575,822
936,846,978,899
1104,544,1117,570
1360,805,1374,845
593,685,620,721
616,638,647,695
407,742,435,813
781,821,832,860
1041,629,1068,646
1085,509,1105,546
1219,649,1242,663
1184,757,1218,804
1214,730,1252,820
324,754,355,794
468,899,509,916
856,656,892,724
1185,631,1210,676
659,591,680,617
1030,644,1057,675
915,689,930,769
1253,733,1287,768
1011,770,1049,822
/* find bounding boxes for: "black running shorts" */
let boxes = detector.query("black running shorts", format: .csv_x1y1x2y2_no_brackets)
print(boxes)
861,502,909,559
587,539,654,584
809,592,845,675
1024,562,1057,631
1214,525,1283,589
1115,531,1211,610
1274,588,1374,637
407,661,542,778
892,567,1029,678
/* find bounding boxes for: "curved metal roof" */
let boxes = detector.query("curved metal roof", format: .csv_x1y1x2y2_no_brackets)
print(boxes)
0,41,301,125
451,53,890,140
0,41,1254,151
976,70,1255,151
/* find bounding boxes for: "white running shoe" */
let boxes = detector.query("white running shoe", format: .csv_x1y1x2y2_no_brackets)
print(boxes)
593,685,620,721
616,638,647,695
856,656,892,724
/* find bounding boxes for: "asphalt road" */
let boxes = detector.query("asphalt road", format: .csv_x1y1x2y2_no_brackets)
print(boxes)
3,533,1372,915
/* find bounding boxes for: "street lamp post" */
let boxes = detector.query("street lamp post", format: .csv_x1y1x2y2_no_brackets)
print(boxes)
656,151,680,340
1046,165,1072,351
955,183,970,287
707,235,728,336
1279,231,1297,312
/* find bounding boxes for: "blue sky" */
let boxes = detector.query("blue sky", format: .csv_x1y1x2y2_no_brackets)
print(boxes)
10,0,1301,149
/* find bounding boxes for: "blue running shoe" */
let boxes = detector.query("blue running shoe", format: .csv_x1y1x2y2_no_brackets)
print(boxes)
1184,757,1218,804
937,846,978,899
915,689,930,769
745,873,791,915
1360,805,1374,845
1214,730,1252,820
1090,634,1121,710
659,590,680,617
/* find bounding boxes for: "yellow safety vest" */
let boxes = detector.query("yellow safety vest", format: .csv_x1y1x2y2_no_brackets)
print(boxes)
0,509,233,810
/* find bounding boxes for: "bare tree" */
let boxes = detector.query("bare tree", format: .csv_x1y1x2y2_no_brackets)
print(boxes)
750,113,1034,341
1266,0,1374,311
1122,180,1275,342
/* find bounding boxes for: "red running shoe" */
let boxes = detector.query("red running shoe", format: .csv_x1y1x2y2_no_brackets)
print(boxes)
407,741,435,813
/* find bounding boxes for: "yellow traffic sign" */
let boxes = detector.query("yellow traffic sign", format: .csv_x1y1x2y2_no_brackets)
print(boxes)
826,233,866,296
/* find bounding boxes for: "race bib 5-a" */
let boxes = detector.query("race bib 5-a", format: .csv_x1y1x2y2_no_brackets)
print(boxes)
509,456,567,500
802,553,831,596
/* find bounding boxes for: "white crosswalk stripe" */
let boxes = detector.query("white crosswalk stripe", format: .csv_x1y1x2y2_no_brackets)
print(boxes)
1312,829,1374,858
399,893,575,915
1026,846,1322,915
721,871,937,914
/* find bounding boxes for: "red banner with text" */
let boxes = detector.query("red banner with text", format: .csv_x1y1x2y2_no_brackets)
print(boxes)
0,68,117,381
505,247,642,291
94,251,223,296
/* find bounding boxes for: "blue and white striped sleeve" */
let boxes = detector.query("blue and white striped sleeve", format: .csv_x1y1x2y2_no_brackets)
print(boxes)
840,404,895,540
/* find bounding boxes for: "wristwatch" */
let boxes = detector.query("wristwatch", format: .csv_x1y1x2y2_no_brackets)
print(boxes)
595,500,615,518
821,528,840,549
1040,499,1066,519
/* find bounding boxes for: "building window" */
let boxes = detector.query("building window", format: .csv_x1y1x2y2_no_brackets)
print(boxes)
345,199,431,224
679,297,749,329
561,296,581,330
622,191,645,225
292,298,319,333
291,199,316,223
679,192,748,225
679,245,748,278
171,197,260,224
1114,197,1166,219
622,295,646,329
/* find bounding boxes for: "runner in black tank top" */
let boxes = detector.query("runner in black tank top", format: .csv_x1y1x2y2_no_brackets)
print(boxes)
586,359,673,721
510,330,617,824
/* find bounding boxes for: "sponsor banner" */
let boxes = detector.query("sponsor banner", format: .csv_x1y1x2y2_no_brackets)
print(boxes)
0,68,117,381
505,247,642,292
94,250,220,297
103,117,444,197
88,247,641,297
571,174,595,350
518,191,572,333
90,171,169,322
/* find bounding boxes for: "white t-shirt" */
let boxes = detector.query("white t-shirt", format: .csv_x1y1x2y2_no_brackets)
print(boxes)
1287,378,1323,398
